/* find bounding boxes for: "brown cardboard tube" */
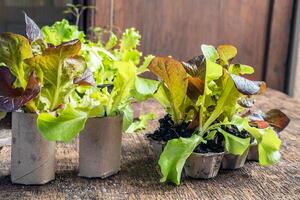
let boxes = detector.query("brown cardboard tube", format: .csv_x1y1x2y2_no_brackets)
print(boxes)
247,143,259,161
79,115,122,178
11,112,56,185
221,148,249,170
185,152,225,179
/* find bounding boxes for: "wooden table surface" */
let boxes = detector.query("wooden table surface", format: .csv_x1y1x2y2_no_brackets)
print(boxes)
0,89,299,200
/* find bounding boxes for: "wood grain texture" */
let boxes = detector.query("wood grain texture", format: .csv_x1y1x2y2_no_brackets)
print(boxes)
265,0,295,91
0,90,300,199
93,0,111,28
93,0,271,81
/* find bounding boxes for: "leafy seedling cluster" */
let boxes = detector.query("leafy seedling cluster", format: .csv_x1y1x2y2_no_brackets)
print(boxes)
0,13,158,142
148,45,290,185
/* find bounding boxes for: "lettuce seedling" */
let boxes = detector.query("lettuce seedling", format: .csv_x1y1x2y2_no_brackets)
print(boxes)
150,45,290,185
0,14,89,142
37,19,159,138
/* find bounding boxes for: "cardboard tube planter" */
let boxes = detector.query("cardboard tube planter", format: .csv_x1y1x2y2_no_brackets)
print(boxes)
11,112,56,185
184,152,225,179
79,115,123,178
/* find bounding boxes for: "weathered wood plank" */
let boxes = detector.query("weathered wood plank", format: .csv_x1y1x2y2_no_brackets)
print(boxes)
265,0,295,91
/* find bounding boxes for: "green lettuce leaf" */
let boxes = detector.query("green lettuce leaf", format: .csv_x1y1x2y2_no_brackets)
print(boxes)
218,128,250,155
229,64,254,75
159,134,203,185
122,104,134,131
125,113,155,133
201,44,219,62
120,28,141,51
137,55,154,74
153,83,171,108
107,61,137,115
258,128,281,166
117,28,142,65
37,104,88,142
133,77,159,101
105,32,118,50
41,19,85,46
232,115,282,166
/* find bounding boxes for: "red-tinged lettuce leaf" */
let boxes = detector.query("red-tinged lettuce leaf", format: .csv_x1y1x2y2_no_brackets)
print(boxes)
43,39,81,56
25,39,85,111
250,120,270,129
187,109,199,130
24,12,43,42
74,68,96,86
0,67,40,112
240,110,269,129
240,109,289,132
149,57,188,124
264,109,290,132
230,74,266,95
217,45,237,65
182,55,206,78
0,32,33,89
187,76,204,101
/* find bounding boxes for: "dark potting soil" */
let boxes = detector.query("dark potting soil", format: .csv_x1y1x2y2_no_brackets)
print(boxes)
194,132,225,153
147,115,252,154
147,115,194,142
221,125,251,139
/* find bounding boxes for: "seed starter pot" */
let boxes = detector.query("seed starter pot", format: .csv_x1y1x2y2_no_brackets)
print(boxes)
184,151,225,179
79,115,122,178
148,138,166,161
11,112,56,185
247,143,259,161
221,148,249,170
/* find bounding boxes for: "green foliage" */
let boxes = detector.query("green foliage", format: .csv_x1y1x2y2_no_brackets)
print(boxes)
126,113,156,133
46,24,159,135
151,44,289,185
158,134,203,185
107,61,137,115
42,19,85,46
37,104,88,142
218,128,250,155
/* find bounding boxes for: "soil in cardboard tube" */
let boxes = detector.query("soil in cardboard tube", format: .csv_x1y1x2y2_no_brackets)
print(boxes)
147,115,251,153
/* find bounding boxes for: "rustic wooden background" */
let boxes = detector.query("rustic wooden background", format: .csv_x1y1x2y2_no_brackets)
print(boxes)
87,0,295,92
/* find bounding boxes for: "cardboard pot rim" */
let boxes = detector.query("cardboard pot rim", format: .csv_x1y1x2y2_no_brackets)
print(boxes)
191,151,225,157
